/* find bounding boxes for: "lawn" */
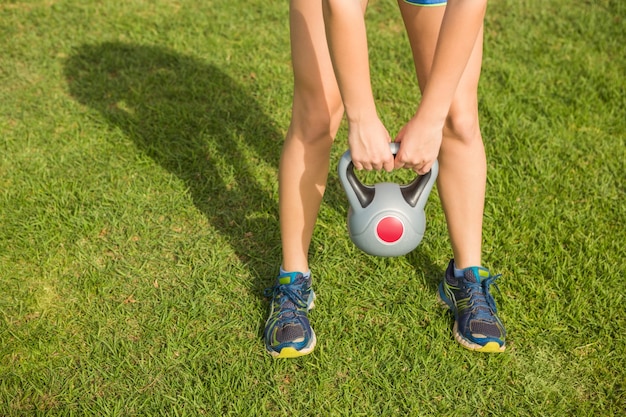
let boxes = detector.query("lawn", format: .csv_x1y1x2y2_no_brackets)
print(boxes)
0,0,624,415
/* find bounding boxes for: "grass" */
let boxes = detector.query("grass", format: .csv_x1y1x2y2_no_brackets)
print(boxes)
0,0,624,415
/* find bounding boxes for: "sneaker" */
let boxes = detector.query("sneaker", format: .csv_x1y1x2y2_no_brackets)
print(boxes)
438,259,506,353
263,272,316,358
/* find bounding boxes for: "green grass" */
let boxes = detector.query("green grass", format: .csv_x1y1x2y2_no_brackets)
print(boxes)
1,0,624,415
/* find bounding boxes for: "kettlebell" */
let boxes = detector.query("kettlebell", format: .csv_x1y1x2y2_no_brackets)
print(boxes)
337,142,438,257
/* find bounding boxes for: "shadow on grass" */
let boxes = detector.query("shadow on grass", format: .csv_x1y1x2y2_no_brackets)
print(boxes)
64,42,283,296
63,42,444,317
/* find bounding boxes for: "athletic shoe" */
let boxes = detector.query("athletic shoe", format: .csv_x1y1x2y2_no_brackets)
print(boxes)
263,272,316,358
438,259,506,352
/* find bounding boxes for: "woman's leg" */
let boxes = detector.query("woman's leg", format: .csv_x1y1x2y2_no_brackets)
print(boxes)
279,0,345,273
265,0,346,358
399,2,505,353
398,1,486,269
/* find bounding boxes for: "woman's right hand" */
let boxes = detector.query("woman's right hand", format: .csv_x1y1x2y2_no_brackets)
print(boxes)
347,116,395,172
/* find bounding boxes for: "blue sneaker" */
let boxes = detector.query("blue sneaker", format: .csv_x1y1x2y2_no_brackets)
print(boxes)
263,272,316,358
438,259,506,353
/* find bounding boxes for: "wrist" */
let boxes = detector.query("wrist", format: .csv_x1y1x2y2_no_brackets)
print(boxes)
413,102,447,129
345,105,378,125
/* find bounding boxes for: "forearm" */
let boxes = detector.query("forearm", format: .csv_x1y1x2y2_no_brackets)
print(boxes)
417,0,488,124
322,0,375,122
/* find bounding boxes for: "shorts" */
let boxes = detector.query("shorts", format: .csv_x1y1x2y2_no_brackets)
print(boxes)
404,0,447,6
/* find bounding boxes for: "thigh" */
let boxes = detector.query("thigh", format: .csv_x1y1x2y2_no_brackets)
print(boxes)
289,0,343,124
397,1,483,118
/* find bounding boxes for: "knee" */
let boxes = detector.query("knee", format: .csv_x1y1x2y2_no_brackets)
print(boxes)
290,95,344,147
443,110,482,146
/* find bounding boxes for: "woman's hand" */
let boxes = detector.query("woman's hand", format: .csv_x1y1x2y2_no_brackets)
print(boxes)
347,116,394,172
394,115,443,175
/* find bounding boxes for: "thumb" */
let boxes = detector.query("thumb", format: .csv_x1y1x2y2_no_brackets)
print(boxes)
394,126,406,144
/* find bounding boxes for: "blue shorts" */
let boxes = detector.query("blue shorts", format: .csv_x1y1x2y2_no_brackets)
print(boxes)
404,0,447,5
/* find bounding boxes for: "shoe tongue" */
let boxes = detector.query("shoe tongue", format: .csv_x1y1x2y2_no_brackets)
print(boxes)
277,271,304,286
464,267,490,284
276,272,306,311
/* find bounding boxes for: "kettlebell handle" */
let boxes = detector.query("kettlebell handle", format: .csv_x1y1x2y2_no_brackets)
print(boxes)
339,142,438,209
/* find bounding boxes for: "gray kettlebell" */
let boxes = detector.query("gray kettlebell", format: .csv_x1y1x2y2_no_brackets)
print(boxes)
338,142,438,257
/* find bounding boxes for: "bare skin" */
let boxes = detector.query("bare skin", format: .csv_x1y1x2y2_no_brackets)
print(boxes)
280,0,488,272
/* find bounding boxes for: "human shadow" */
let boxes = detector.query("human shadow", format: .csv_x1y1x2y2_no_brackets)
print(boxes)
64,42,283,296
64,42,444,312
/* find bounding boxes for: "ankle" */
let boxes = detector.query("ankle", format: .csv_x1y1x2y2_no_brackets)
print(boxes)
280,266,311,279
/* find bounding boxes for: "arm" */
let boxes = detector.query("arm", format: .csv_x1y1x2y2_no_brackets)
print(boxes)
420,0,487,124
322,0,394,171
395,0,488,173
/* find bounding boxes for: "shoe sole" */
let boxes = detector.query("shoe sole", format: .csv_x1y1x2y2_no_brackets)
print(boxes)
437,290,506,353
452,322,505,353
268,330,317,358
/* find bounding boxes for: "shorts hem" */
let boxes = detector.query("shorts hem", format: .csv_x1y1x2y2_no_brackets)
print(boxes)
403,0,447,6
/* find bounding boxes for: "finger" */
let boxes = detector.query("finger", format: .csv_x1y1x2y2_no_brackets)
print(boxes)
394,153,413,171
380,150,395,172
394,127,406,143
416,162,432,176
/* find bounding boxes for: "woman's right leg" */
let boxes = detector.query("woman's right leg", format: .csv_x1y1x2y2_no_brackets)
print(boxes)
264,0,345,358
280,0,345,273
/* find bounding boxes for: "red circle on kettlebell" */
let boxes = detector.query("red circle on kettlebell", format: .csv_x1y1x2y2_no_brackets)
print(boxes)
376,216,404,243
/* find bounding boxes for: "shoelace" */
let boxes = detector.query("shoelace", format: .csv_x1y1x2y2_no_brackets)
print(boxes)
264,281,309,312
467,274,502,317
